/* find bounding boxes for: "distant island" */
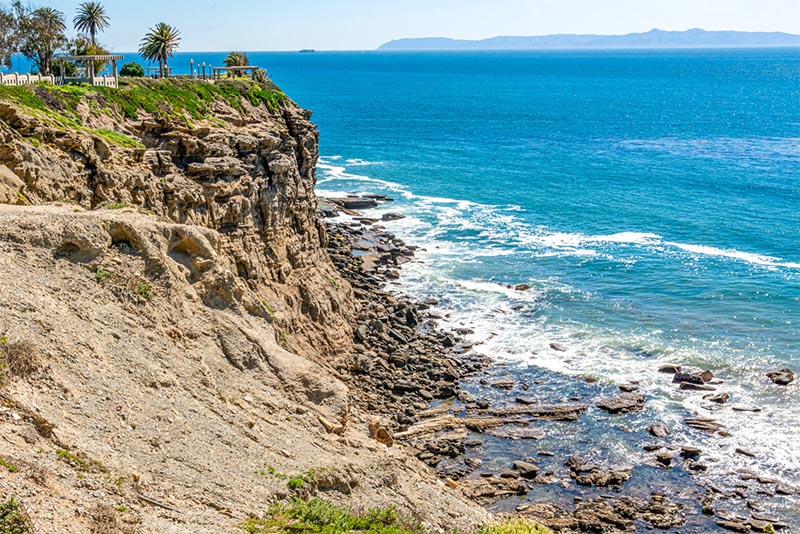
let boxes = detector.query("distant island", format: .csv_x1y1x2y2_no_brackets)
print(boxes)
378,28,800,51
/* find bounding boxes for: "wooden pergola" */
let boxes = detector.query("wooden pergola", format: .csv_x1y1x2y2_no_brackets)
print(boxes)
57,54,124,88
211,66,259,80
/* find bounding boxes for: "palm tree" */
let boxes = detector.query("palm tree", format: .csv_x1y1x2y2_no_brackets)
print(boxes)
224,51,249,77
73,2,109,46
139,22,180,78
224,51,249,67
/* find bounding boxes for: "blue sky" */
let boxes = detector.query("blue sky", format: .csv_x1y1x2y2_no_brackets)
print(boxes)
7,0,800,51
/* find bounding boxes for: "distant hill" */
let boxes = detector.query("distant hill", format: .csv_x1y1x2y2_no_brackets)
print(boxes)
378,29,800,51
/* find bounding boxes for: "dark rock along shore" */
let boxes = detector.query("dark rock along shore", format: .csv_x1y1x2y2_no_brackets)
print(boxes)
321,196,795,533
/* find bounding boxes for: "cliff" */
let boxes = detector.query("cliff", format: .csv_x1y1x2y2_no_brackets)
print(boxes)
0,79,355,361
0,80,490,533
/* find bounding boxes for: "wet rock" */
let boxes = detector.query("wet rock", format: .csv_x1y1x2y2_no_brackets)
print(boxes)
618,382,639,392
549,342,568,352
512,460,540,479
464,457,483,469
490,379,515,390
514,283,531,291
380,212,405,222
655,452,674,467
735,448,756,458
680,446,702,459
596,392,645,414
672,372,704,385
766,368,795,385
659,364,681,374
647,422,670,438
715,519,750,532
459,476,526,503
707,392,730,404
566,455,632,487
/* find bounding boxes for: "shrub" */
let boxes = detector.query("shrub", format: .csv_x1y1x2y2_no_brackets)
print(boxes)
0,338,40,387
240,498,423,534
0,497,34,534
478,518,551,534
120,62,144,77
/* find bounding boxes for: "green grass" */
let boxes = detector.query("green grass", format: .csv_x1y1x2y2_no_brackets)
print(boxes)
0,455,18,473
95,267,114,283
0,78,287,130
21,137,40,148
0,497,34,534
477,519,551,534
56,448,104,473
107,203,128,210
93,129,144,149
239,498,423,534
133,283,154,300
258,298,276,318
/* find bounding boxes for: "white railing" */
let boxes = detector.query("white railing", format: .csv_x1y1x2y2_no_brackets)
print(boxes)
0,73,55,86
0,73,118,88
92,75,118,88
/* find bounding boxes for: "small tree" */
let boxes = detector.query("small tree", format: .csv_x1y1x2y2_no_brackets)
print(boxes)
68,36,110,75
15,3,68,75
120,61,144,77
139,22,180,78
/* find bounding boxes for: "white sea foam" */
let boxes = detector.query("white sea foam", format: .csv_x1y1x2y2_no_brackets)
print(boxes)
668,242,800,269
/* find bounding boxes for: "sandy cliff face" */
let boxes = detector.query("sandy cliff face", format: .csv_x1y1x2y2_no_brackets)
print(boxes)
0,83,354,361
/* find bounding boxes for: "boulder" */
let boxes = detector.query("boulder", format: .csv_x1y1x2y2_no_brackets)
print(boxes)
596,393,645,414
647,422,670,438
512,460,540,479
766,368,794,385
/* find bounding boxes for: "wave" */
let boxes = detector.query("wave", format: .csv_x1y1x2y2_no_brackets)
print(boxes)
667,242,800,269
317,155,800,272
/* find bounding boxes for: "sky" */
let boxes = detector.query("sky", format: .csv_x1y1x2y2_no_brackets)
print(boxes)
5,0,800,51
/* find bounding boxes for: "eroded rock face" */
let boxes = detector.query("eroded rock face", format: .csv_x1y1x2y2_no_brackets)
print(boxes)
0,89,355,361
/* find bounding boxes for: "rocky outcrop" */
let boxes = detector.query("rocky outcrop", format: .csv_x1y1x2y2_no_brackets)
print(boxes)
0,81,355,361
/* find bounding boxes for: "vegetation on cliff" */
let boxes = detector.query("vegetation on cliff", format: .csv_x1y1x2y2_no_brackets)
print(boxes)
0,78,287,126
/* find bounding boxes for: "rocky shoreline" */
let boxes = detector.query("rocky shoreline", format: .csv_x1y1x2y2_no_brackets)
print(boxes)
321,196,796,533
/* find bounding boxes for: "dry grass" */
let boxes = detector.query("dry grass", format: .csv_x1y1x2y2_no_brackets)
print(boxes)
0,338,40,387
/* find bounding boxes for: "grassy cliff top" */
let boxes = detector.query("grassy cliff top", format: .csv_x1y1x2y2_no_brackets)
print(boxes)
0,77,288,128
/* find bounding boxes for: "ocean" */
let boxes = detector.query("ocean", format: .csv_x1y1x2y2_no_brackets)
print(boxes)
11,48,800,526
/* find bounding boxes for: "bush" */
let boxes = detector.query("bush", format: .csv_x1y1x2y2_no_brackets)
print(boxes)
240,498,424,534
478,518,551,534
0,497,34,534
120,62,144,77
